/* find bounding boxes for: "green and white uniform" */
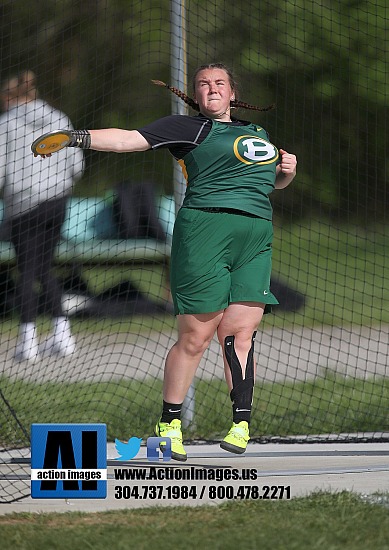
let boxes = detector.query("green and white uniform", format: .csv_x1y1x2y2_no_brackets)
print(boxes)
139,114,280,314
180,120,278,219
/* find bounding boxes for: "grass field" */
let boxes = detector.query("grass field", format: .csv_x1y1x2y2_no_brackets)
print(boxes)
270,220,389,328
1,372,388,446
0,492,389,549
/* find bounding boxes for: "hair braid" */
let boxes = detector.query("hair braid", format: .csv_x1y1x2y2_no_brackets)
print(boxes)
151,80,199,111
231,99,275,112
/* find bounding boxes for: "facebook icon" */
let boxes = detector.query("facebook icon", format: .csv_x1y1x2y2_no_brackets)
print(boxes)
147,437,172,461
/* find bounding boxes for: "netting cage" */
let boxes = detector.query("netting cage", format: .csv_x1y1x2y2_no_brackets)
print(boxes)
0,0,388,501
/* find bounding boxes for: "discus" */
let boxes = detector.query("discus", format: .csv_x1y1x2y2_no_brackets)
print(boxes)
31,130,72,156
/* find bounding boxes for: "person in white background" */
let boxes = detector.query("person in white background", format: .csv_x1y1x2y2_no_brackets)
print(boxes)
0,70,84,361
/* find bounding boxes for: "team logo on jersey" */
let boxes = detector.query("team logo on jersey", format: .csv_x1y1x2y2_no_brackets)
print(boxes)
233,135,278,165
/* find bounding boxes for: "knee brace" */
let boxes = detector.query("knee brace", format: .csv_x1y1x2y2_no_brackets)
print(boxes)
224,332,256,409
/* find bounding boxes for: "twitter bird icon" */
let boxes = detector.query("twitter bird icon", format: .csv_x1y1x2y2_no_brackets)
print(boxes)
114,437,142,460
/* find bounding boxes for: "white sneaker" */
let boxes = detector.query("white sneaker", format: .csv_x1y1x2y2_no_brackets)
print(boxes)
14,323,40,362
40,317,76,357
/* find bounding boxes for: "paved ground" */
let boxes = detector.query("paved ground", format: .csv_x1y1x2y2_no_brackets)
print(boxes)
1,324,388,383
1,441,388,514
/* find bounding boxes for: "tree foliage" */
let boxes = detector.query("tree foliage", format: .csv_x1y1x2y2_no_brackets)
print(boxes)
0,0,387,220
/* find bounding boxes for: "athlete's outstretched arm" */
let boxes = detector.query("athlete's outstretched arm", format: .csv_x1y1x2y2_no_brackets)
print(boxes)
89,129,151,153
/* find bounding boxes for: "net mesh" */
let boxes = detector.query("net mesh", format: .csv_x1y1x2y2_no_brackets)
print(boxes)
1,0,388,502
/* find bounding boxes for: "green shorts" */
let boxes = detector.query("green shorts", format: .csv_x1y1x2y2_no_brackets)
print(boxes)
170,208,279,315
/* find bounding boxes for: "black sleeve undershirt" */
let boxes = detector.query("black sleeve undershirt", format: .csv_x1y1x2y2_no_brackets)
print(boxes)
138,114,248,160
137,114,212,159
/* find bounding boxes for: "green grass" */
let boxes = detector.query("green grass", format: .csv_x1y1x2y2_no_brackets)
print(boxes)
2,373,388,447
267,220,389,328
0,492,389,549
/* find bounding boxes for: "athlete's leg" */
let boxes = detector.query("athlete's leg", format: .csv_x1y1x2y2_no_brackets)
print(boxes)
217,301,264,392
217,302,264,453
164,310,223,403
157,310,223,462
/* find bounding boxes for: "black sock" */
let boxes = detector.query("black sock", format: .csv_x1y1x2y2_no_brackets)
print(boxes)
161,400,183,423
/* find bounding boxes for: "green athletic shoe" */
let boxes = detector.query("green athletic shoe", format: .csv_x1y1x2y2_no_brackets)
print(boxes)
155,418,187,462
220,421,250,454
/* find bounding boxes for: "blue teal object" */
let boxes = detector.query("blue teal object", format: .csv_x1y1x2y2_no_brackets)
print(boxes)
0,196,175,264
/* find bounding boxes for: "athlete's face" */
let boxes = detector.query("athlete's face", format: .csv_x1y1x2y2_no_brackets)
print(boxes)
193,68,235,121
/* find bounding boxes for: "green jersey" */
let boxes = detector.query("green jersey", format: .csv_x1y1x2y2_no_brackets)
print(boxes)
139,114,279,220
179,121,279,219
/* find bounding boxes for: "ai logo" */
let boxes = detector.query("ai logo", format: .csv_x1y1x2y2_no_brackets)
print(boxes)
31,424,107,499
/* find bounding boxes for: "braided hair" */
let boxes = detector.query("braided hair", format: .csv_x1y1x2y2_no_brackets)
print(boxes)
152,63,274,113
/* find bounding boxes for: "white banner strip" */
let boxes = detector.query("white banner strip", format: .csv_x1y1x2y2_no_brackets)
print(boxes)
31,469,107,481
